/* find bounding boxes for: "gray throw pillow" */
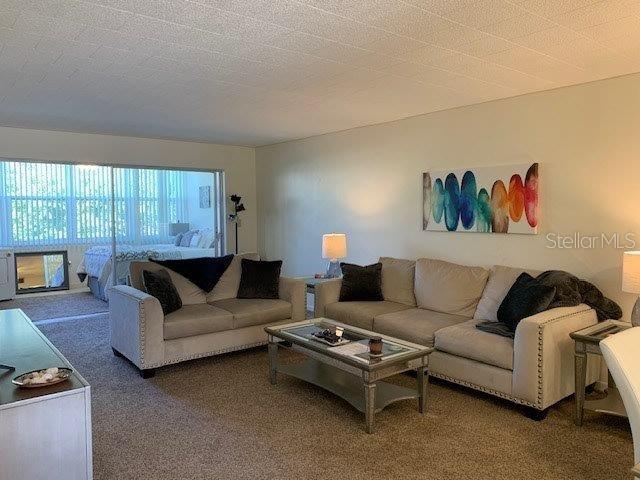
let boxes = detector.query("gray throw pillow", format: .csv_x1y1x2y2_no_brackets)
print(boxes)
142,268,182,315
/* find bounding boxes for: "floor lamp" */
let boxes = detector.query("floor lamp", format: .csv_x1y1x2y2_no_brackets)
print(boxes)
228,194,245,254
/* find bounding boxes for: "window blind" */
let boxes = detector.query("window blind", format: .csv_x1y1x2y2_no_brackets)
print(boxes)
0,161,199,248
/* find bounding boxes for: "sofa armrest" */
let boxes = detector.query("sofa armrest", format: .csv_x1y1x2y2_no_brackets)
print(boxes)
512,304,600,409
108,285,164,370
314,278,342,318
279,277,306,321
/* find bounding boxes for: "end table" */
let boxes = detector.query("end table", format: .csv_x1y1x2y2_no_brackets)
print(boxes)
570,320,631,426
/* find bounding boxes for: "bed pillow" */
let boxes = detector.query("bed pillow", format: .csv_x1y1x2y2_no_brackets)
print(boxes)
142,268,182,315
198,230,215,248
189,233,202,247
174,233,183,246
237,259,282,299
179,230,197,247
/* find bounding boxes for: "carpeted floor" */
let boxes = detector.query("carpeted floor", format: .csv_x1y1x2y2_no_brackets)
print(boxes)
38,314,633,480
0,291,107,321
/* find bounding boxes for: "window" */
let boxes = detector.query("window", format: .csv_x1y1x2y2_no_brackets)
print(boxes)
0,161,195,247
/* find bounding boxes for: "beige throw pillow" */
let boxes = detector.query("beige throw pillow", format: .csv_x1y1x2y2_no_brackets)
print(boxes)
379,257,416,306
414,258,489,317
206,252,260,302
473,265,543,322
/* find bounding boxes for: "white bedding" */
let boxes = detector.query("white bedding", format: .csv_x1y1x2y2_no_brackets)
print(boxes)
77,244,217,297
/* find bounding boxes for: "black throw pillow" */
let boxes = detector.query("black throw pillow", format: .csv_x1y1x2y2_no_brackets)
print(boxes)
237,259,282,299
151,255,233,293
496,273,556,332
142,268,182,315
339,262,383,302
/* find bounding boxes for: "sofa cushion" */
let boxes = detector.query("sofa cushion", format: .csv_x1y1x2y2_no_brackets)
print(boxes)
414,258,489,317
325,301,410,330
379,257,416,306
210,298,291,329
474,265,542,322
434,319,514,370
131,261,206,306
206,252,260,302
373,308,468,347
163,304,234,340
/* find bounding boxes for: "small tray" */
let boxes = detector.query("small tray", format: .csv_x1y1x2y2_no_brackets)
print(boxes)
12,367,73,388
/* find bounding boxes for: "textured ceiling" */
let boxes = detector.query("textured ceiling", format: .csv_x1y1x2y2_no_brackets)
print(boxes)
1,0,640,146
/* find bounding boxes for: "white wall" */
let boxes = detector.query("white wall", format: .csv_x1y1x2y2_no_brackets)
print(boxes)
0,127,256,287
185,171,217,232
256,72,640,320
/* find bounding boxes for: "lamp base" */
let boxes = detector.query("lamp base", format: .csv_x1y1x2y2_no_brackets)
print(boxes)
632,297,640,327
326,261,342,278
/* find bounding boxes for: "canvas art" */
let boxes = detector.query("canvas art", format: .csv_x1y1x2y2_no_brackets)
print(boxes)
199,186,211,208
423,162,539,234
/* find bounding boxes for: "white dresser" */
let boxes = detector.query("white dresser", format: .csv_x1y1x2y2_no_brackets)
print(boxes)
0,309,92,480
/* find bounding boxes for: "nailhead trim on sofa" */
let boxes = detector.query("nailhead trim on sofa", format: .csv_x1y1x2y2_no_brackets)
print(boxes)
429,371,537,408
432,306,592,410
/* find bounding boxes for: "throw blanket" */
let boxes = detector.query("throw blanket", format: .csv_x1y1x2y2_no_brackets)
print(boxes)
536,270,622,321
151,255,233,293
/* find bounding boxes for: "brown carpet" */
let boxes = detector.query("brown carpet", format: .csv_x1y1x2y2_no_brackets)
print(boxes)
39,314,633,480
0,291,107,321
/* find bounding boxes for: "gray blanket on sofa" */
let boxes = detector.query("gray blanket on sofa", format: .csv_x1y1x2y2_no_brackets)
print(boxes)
536,270,622,321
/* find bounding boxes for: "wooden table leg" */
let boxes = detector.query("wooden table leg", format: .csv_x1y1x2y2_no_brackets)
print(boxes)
268,338,278,385
364,382,376,434
574,348,587,426
417,367,428,414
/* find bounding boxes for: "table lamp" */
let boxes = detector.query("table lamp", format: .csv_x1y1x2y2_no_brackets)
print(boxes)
622,251,640,326
322,233,347,278
169,222,189,236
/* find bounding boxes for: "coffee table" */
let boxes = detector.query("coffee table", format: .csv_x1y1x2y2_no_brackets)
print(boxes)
264,318,434,433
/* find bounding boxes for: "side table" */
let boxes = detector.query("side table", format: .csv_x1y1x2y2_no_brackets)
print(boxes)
303,277,339,315
570,320,631,426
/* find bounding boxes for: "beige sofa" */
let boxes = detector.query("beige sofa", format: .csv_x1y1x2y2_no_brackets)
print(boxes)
314,257,601,417
109,253,305,378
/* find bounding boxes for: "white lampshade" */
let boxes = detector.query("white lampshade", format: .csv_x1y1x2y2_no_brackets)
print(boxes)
622,251,640,294
322,233,347,260
169,222,189,236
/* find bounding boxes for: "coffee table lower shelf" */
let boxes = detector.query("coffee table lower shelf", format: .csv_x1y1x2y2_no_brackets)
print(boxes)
278,358,419,414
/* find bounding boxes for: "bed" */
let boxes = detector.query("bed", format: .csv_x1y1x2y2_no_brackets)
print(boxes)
77,244,217,301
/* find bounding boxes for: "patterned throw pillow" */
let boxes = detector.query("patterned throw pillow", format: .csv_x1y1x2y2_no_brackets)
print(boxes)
179,230,197,247
142,268,182,315
174,233,183,246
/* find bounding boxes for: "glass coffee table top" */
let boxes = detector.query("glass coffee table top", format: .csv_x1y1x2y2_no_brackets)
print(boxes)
266,318,431,369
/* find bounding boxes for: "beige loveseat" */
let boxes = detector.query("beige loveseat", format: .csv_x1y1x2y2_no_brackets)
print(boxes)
314,257,601,417
109,253,306,377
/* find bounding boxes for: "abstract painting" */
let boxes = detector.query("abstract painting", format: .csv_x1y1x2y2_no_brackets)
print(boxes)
423,162,538,234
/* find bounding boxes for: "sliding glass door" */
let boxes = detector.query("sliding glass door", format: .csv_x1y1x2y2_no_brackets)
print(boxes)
111,166,225,288
0,159,225,299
